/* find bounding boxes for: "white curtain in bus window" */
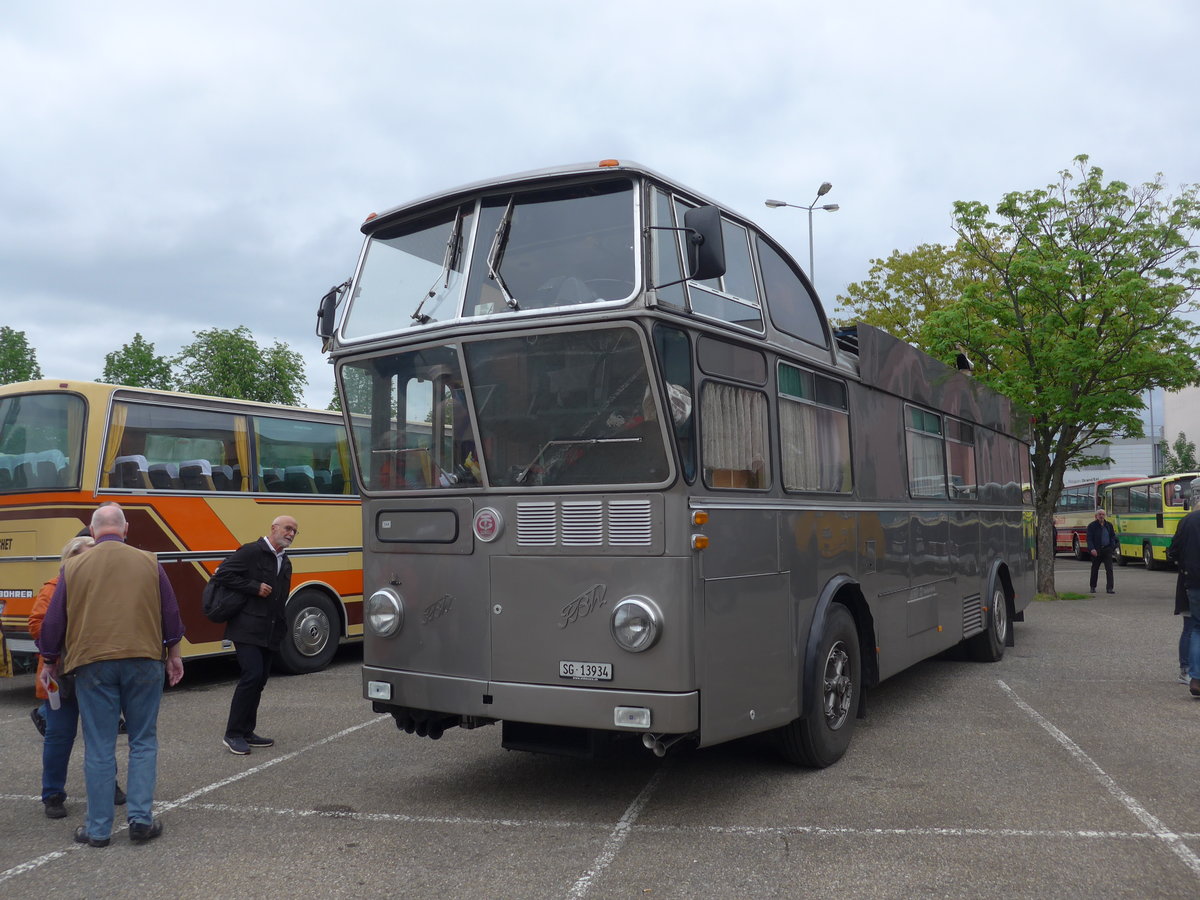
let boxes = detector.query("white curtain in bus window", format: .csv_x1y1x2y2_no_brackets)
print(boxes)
778,362,850,493
906,406,946,498
701,382,768,489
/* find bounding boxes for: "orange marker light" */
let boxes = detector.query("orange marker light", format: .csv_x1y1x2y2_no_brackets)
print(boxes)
691,534,709,550
598,159,620,168
363,212,379,224
692,510,709,526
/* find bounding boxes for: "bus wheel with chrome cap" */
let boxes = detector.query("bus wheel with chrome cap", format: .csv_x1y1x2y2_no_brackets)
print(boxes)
778,603,860,768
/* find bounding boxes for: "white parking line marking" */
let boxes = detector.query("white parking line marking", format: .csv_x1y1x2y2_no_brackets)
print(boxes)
0,715,388,886
997,678,1200,880
566,763,668,900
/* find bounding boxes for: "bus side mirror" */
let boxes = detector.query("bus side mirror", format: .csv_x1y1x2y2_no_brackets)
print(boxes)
683,205,726,281
316,280,349,349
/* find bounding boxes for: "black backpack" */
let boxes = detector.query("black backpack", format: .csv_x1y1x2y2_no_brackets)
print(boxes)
202,579,246,624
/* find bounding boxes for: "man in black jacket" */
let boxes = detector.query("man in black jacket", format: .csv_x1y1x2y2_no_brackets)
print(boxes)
1086,508,1118,594
215,516,297,755
1168,507,1200,697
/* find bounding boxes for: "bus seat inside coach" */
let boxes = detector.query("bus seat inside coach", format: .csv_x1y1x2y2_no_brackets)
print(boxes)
148,462,180,489
284,465,317,493
179,459,214,491
211,464,236,491
112,454,151,489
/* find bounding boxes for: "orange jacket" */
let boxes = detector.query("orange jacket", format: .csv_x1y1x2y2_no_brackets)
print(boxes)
28,576,57,701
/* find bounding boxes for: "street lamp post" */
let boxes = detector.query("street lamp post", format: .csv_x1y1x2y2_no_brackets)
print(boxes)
765,182,839,282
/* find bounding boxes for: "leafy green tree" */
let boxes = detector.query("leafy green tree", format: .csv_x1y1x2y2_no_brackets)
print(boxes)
838,157,1200,594
835,243,991,346
1159,431,1198,475
99,333,174,389
173,326,308,405
0,326,43,383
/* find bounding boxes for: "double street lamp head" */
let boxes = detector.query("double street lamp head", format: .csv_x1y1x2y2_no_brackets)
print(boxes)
763,182,839,282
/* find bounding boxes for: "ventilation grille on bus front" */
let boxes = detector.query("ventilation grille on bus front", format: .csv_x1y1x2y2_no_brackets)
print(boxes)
516,499,653,546
962,594,984,637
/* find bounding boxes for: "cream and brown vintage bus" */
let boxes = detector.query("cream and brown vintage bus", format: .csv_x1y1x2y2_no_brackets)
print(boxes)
0,380,362,676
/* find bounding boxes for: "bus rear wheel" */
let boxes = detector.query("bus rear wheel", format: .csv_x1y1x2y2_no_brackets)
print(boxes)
277,590,340,674
967,582,1008,662
778,603,860,768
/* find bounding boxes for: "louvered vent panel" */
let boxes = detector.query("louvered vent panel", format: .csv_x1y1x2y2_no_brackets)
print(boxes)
607,499,653,545
516,501,558,545
962,594,984,637
561,501,604,546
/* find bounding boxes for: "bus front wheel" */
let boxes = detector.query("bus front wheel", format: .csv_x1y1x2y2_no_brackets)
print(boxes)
277,590,340,674
1072,534,1088,561
778,603,860,768
1143,542,1161,571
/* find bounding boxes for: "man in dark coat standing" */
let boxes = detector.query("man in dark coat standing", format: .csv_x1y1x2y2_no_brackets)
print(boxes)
1086,508,1118,595
1168,506,1200,698
215,516,297,755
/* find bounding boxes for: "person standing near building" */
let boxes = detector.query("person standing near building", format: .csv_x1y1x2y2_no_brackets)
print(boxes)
216,515,297,755
37,504,185,846
1086,508,1118,594
1168,505,1200,698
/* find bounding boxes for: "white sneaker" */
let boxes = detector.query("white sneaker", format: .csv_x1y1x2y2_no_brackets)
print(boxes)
1180,666,1190,685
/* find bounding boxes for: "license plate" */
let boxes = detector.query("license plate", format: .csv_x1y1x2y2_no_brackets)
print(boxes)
559,660,612,681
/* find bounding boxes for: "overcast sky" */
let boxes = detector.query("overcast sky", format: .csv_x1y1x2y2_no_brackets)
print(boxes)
3,0,1197,409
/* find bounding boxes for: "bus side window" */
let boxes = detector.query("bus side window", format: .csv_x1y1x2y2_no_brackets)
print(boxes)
701,381,769,490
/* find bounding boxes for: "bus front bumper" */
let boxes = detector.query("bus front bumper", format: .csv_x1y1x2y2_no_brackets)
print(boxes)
363,665,699,733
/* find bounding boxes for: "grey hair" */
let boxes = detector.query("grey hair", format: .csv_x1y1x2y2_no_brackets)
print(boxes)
60,536,95,560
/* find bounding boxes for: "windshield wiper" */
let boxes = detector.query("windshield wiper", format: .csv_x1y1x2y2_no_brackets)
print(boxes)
514,436,640,484
486,197,520,311
412,208,465,325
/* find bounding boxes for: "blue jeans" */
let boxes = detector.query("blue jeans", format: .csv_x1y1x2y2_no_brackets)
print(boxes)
75,659,164,840
1188,588,1200,680
1181,615,1196,669
40,696,79,802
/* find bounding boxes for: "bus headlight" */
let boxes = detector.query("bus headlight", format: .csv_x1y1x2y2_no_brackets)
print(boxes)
610,596,661,653
366,588,404,637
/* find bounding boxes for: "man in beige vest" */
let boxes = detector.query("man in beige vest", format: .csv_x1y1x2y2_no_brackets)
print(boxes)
38,504,185,847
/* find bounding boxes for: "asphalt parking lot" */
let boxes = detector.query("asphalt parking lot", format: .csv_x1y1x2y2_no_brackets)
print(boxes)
2,557,1198,899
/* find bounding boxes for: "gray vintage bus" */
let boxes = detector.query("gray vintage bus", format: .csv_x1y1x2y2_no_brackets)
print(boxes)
317,159,1035,767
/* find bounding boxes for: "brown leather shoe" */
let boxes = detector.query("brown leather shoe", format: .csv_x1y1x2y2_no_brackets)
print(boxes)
1190,678,1200,698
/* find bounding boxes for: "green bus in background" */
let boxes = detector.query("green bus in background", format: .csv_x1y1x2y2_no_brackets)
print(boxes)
1104,473,1199,569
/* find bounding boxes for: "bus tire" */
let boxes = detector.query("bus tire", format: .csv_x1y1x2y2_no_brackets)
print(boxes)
967,581,1008,662
277,590,340,674
1115,548,1128,567
1072,534,1087,561
778,603,860,768
1143,542,1160,571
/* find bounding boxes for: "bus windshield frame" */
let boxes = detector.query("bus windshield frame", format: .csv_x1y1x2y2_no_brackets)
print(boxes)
341,177,639,340
338,325,677,492
0,391,86,492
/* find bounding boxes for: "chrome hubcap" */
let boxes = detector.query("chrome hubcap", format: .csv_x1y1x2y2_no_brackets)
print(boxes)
823,641,853,730
291,606,331,657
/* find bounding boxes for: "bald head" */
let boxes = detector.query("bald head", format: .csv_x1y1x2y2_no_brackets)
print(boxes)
91,504,127,537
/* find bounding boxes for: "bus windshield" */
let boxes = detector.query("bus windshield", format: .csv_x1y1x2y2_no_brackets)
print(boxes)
340,327,672,491
0,392,85,491
342,178,636,338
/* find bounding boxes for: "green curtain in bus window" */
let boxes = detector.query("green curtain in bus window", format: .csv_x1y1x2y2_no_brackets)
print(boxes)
101,403,128,488
233,417,251,492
